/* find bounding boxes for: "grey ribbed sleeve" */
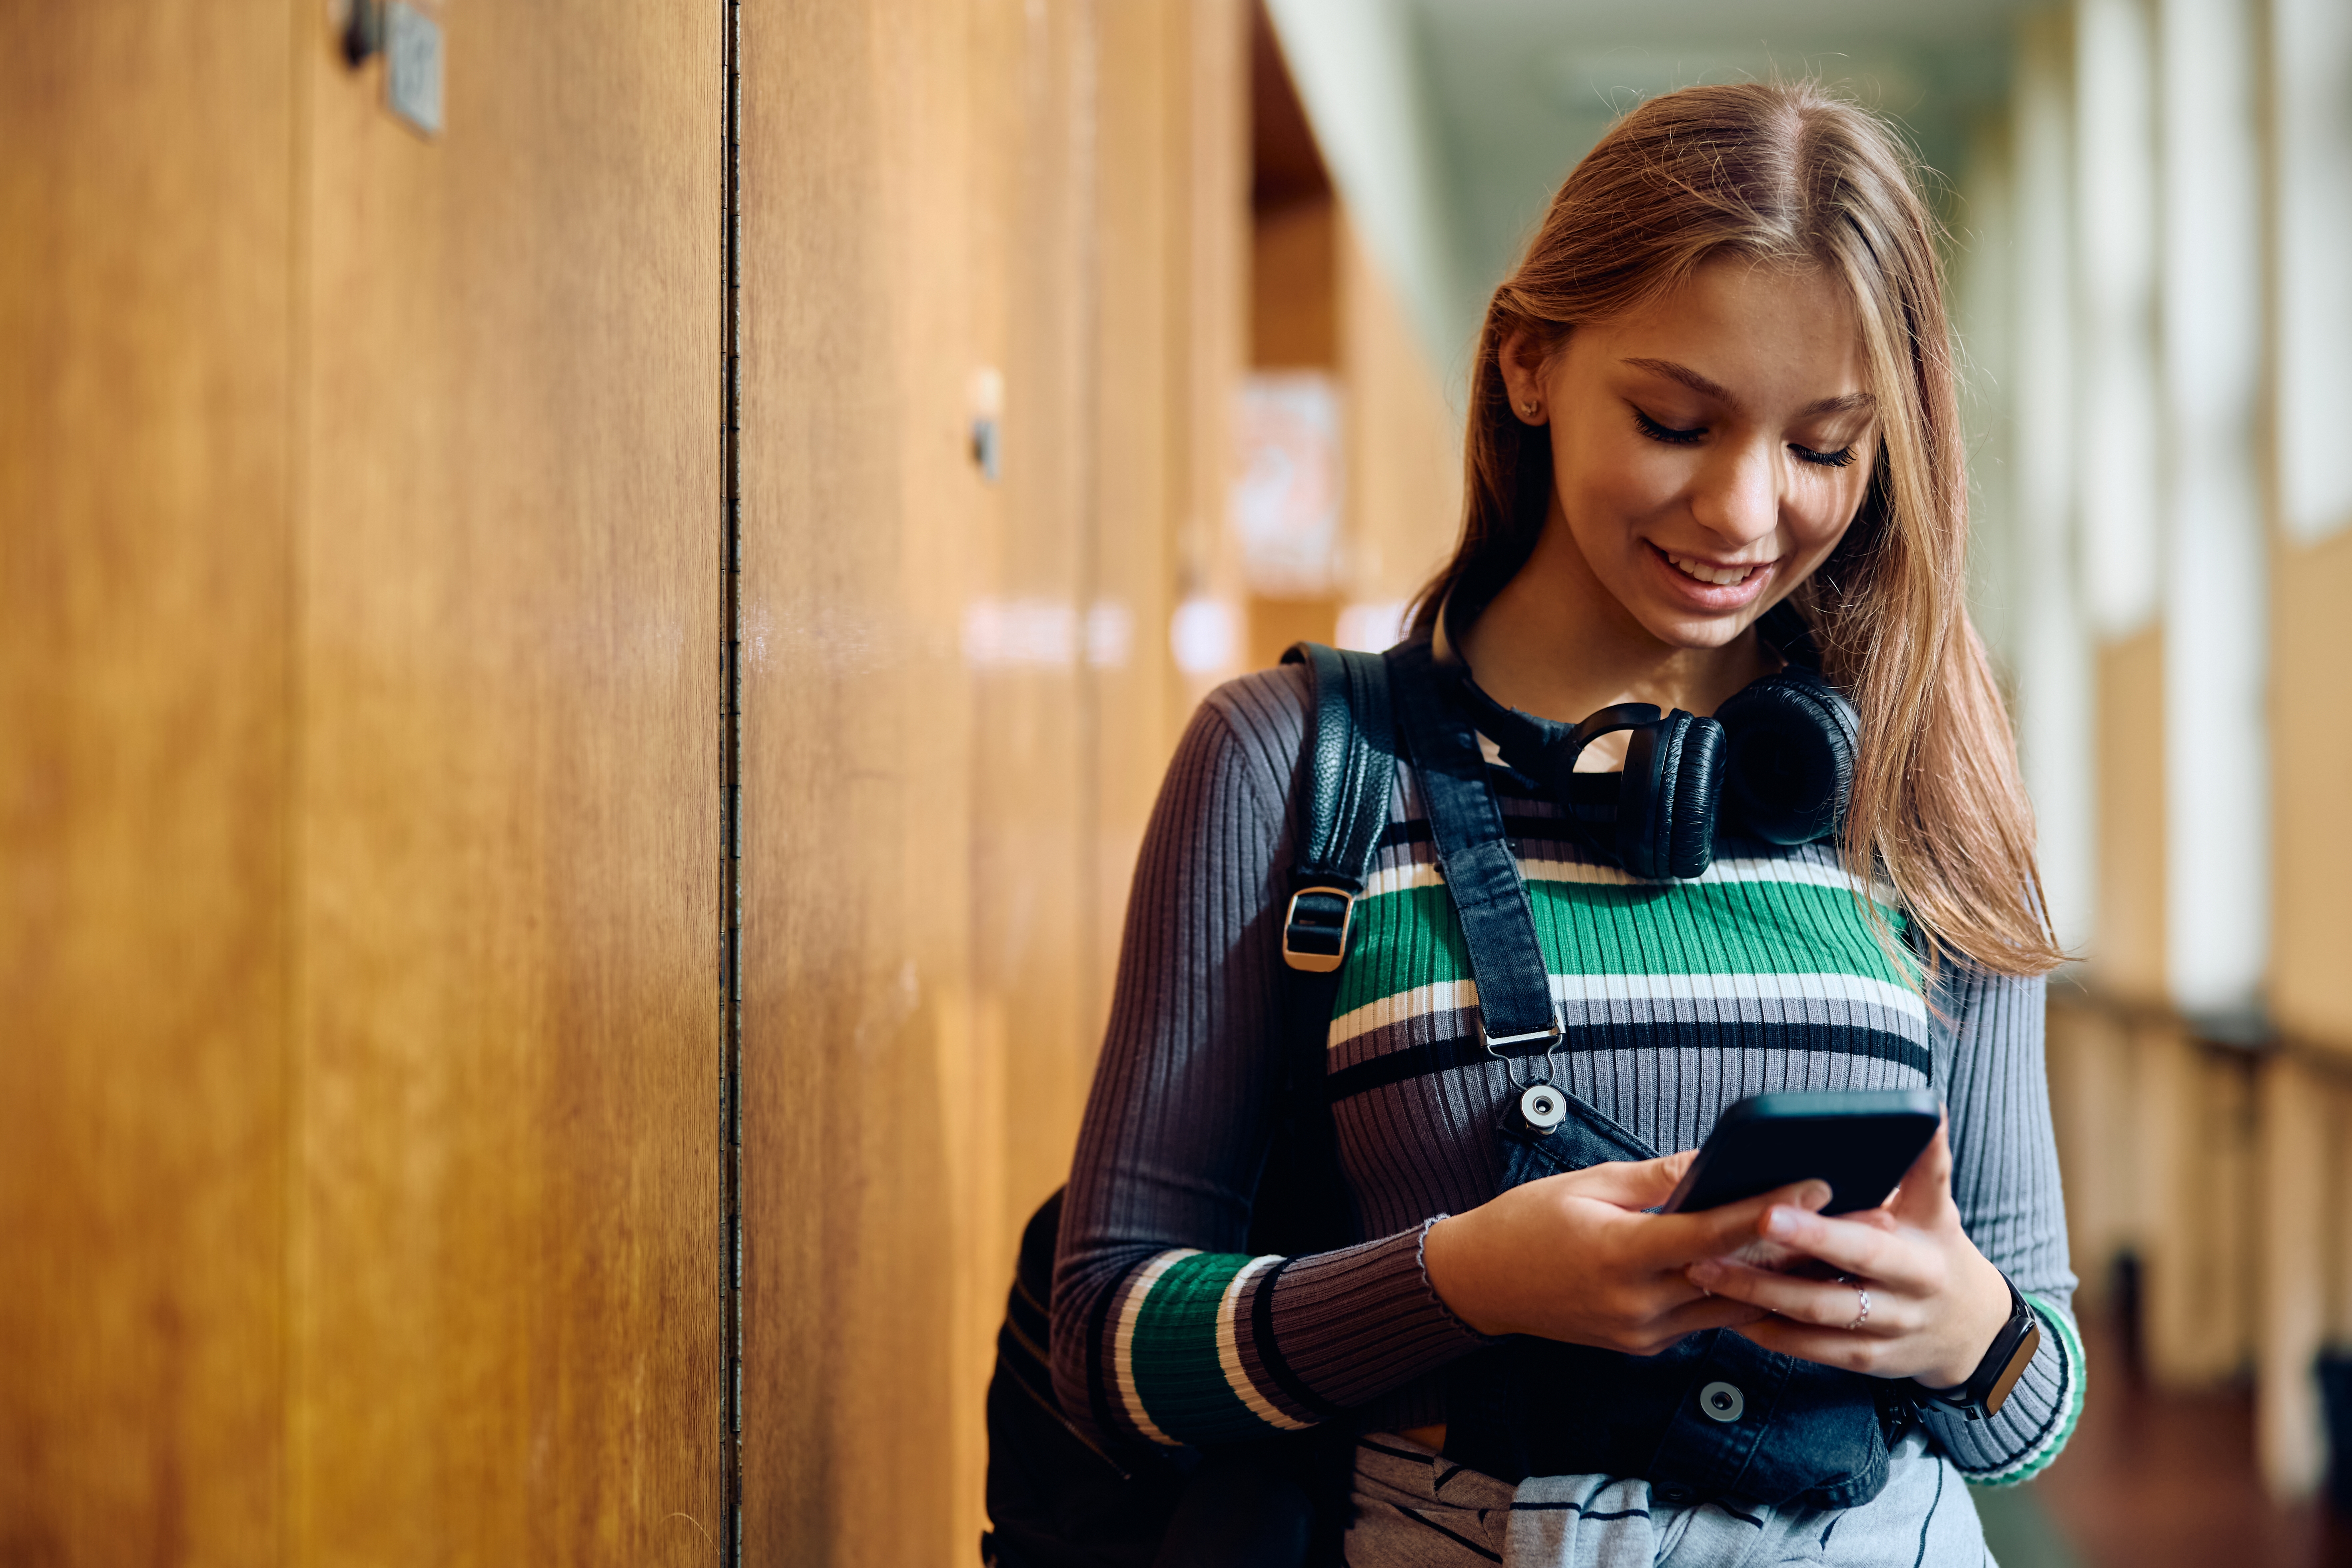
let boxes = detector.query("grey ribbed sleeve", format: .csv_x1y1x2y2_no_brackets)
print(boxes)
1916,961,2084,1480
1050,665,2081,1480
1049,669,1484,1447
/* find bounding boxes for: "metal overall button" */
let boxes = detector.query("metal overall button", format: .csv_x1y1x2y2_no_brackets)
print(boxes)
1519,1083,1567,1129
1699,1380,1746,1423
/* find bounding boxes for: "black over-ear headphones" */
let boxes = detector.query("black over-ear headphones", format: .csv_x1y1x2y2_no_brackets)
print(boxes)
1450,620,1859,881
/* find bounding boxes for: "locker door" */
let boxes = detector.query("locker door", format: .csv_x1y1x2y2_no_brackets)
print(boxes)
291,4,726,1561
0,4,297,1559
735,2,1242,1560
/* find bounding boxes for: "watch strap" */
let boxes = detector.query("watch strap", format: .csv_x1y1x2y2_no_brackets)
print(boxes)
1914,1275,2041,1422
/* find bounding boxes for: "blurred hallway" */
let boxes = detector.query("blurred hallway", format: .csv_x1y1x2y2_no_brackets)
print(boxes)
2023,1303,2352,1568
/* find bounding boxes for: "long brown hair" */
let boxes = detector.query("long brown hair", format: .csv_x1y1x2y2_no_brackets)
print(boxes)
1415,80,2063,978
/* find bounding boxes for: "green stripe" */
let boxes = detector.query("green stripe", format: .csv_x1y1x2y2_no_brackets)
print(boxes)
1129,1253,1269,1442
1335,878,1912,1016
1962,1295,2087,1488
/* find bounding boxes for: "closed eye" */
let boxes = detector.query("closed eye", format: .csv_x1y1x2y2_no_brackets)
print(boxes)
1790,442,1855,468
1633,407,1704,445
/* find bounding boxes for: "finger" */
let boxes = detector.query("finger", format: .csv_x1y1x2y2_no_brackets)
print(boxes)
1554,1153,1692,1212
1744,1205,1938,1293
1683,1258,1922,1336
1887,1116,1955,1225
1650,1179,1832,1266
1728,1316,1904,1377
1650,1291,1773,1340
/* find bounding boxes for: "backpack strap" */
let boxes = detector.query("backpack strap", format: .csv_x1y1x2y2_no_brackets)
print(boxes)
1279,642,1398,974
1248,642,1396,1264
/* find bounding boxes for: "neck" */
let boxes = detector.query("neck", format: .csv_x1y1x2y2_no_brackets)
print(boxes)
1452,508,1776,750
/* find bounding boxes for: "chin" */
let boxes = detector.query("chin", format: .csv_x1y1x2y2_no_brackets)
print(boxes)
1632,604,1755,652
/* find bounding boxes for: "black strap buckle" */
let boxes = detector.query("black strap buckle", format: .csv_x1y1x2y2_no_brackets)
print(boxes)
1281,886,1357,974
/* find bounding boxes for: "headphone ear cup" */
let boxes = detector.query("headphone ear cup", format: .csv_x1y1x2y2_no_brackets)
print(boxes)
1616,722,1667,879
1715,670,1859,845
1617,713,1724,879
1666,717,1726,879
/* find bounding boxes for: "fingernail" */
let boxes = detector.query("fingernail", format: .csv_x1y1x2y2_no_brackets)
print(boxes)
1765,1206,1799,1238
1798,1181,1831,1210
1688,1260,1722,1286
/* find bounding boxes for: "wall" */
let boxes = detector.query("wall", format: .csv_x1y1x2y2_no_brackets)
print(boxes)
0,7,294,1556
2271,528,2352,1053
292,5,729,1557
734,3,1243,1563
2,0,731,1561
3,2,1447,1558
1339,210,1462,622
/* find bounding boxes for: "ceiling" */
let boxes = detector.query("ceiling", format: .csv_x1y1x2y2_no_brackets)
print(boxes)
1271,0,2041,384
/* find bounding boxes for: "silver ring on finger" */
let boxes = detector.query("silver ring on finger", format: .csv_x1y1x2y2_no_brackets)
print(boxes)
1845,1281,1871,1333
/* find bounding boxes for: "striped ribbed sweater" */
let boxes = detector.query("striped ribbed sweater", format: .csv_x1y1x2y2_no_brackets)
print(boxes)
1051,662,2082,1488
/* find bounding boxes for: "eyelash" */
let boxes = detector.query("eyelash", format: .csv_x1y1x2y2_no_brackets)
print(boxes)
1631,407,1855,469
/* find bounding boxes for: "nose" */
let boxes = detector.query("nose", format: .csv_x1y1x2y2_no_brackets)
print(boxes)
1686,436,1780,551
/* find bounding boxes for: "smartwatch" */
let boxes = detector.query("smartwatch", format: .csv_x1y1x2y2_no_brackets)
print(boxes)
1913,1276,2042,1422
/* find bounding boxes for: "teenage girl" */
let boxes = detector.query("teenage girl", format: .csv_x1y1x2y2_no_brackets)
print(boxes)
1052,81,2078,1566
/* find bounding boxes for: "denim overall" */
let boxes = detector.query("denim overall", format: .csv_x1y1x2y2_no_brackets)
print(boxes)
1384,638,1905,1512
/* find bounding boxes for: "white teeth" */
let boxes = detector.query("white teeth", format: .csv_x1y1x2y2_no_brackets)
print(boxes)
1665,551,1758,587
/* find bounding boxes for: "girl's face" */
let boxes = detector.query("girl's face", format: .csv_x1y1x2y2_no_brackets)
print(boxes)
1507,258,1879,651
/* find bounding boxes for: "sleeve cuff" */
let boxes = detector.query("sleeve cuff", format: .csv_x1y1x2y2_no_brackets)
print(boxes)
1925,1293,2087,1487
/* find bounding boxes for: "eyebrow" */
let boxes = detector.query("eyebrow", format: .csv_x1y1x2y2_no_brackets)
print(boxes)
1619,357,1875,419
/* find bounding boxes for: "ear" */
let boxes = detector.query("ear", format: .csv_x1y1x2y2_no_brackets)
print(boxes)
1497,325,1553,426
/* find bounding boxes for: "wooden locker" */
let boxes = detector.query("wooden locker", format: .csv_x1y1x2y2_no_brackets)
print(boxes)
292,3,728,1560
0,4,297,1559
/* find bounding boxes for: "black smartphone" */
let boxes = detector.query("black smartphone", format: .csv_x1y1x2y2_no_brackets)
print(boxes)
1661,1089,1941,1216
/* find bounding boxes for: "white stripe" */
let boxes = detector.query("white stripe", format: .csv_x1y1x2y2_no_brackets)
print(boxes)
1327,980,1479,1048
1546,970,1928,1021
1326,972,1923,1049
1215,1256,1311,1430
1113,1250,1197,1446
1363,859,1446,899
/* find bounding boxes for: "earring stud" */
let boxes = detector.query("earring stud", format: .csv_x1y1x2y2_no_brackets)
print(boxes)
1520,401,1539,417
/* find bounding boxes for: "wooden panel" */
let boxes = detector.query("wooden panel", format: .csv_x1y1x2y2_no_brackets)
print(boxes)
1338,210,1461,615
292,6,725,1561
1252,196,1337,367
2272,529,2352,1051
1246,594,1340,670
2093,623,2166,1002
2045,992,2135,1311
737,1,1243,1560
2256,1053,2327,1498
2139,1023,2256,1388
0,4,294,1560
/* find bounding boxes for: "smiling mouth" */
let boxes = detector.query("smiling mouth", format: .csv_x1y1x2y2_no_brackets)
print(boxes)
1659,547,1770,587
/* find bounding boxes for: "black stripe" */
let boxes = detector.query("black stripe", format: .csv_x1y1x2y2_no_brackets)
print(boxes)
1394,1506,1502,1562
1327,1037,1505,1101
1913,1455,1945,1568
1357,1437,1435,1465
1327,1025,1933,1103
1503,1501,1662,1523
1248,1257,1349,1422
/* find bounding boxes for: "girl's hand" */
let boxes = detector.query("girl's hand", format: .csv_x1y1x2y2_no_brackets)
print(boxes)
1682,1119,2013,1388
1422,1152,1832,1355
